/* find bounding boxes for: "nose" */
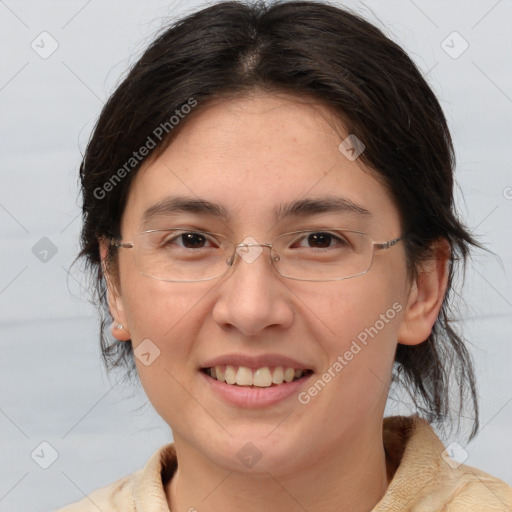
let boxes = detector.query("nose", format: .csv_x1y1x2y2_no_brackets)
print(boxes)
211,242,294,336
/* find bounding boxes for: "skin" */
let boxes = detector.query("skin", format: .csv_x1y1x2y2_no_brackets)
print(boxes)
101,90,449,512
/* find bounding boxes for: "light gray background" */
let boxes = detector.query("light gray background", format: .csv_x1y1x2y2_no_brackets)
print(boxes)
0,1,511,510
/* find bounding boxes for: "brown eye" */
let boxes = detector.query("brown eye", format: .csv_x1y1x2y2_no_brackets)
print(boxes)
306,232,334,248
159,231,217,250
292,232,349,249
179,232,208,248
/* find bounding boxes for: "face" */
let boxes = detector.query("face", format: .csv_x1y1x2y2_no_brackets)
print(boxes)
106,91,416,475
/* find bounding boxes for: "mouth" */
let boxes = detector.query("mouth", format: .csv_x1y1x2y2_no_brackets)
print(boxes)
201,365,313,388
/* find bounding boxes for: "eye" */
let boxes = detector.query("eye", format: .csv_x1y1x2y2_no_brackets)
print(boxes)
291,231,350,249
161,231,220,249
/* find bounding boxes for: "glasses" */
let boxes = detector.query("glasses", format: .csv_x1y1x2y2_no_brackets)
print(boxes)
111,228,402,282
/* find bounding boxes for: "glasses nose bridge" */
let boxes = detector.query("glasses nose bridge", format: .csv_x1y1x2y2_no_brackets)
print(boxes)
235,241,273,250
227,240,277,269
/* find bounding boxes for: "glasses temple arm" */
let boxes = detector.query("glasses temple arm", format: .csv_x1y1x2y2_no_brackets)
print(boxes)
374,237,402,251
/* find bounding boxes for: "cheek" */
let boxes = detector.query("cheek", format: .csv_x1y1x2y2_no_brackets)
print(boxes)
121,279,213,424
307,270,406,349
117,244,208,347
300,271,407,410
118,272,195,373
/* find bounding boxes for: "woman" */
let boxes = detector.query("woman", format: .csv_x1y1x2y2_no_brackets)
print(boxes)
57,1,512,510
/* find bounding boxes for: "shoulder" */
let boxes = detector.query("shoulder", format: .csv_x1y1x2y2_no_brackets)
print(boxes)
444,464,512,509
55,443,177,511
54,470,140,511
376,415,512,511
412,459,512,511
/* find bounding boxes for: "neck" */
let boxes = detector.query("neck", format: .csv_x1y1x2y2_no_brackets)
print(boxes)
166,424,390,512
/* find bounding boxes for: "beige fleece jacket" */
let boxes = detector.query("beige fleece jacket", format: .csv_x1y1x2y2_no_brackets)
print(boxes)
56,415,512,511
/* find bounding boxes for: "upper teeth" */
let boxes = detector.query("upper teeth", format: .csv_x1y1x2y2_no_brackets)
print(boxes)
206,365,306,387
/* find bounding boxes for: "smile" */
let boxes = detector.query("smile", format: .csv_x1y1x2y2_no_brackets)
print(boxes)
203,365,312,387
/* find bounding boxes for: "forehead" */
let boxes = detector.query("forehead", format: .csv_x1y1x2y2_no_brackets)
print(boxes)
121,91,400,236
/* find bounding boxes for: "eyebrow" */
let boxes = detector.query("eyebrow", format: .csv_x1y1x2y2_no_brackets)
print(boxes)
141,194,371,226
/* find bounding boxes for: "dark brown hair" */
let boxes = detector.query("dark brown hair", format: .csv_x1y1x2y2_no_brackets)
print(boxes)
78,0,480,439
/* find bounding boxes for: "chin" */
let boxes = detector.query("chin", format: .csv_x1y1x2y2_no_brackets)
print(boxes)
201,427,309,476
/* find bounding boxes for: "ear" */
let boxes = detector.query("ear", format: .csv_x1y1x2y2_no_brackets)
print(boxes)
99,238,131,341
397,238,451,346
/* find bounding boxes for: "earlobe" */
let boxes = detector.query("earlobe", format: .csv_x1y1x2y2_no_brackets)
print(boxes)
397,239,451,346
110,320,131,342
99,238,131,341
